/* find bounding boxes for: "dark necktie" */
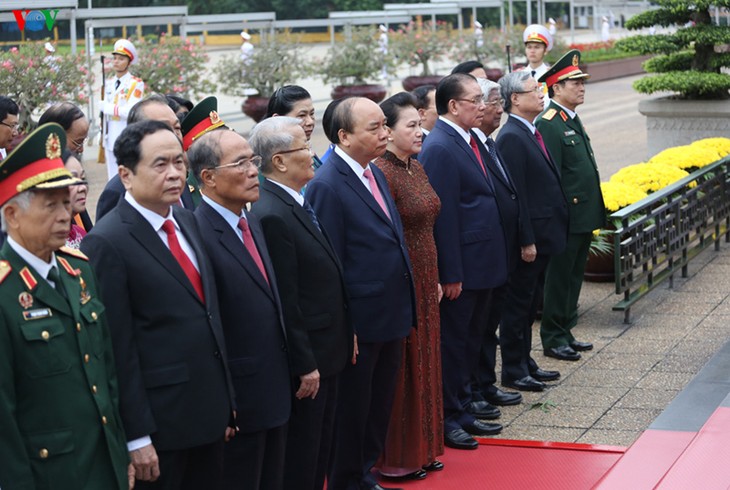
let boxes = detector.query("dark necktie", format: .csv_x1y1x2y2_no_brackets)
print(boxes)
47,267,66,299
114,79,120,90
484,138,509,182
534,129,550,160
238,217,270,286
302,199,322,232
161,220,205,302
469,136,487,176
531,70,536,77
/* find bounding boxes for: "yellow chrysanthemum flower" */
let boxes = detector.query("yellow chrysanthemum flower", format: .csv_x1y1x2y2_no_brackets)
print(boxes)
610,163,690,194
648,145,720,171
600,181,648,212
690,137,730,160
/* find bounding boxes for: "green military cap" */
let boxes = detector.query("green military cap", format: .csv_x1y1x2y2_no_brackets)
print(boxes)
181,96,226,151
538,49,591,88
0,123,84,206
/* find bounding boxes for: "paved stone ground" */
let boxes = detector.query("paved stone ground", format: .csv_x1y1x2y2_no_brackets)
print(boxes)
78,38,727,450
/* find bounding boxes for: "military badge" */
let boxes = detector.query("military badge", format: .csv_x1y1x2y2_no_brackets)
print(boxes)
189,184,195,193
134,88,142,98
18,291,33,309
209,111,221,125
564,130,576,136
23,308,52,321
542,108,557,121
0,260,11,284
79,276,91,304
45,133,61,159
572,54,579,67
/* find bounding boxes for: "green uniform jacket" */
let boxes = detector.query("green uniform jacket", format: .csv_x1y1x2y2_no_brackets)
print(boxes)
536,101,606,234
0,243,128,490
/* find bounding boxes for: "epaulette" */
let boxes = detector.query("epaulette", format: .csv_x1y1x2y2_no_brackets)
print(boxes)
131,76,143,82
57,256,80,277
542,108,557,121
0,260,11,284
58,246,89,261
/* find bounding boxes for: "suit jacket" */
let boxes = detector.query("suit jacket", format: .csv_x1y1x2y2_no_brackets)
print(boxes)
252,180,352,379
80,200,234,451
496,116,569,257
420,119,509,290
0,244,129,490
195,201,291,432
305,151,416,343
536,101,606,234
96,175,195,223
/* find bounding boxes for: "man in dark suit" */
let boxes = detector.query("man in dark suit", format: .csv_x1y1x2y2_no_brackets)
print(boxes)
537,50,605,361
249,117,353,490
495,71,569,390
81,120,236,489
95,95,192,222
419,73,506,451
189,129,291,490
306,97,416,490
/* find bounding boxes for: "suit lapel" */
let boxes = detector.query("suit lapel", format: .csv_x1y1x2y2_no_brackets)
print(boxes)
119,200,202,304
510,117,560,177
436,120,493,191
332,154,395,229
477,134,515,193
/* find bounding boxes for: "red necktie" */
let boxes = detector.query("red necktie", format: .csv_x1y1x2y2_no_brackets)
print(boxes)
469,136,487,176
238,218,270,285
534,129,550,160
161,220,205,302
363,167,391,220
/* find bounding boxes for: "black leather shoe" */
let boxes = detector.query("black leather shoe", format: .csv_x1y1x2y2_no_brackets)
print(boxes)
467,400,501,420
382,469,427,481
444,429,478,449
503,376,546,392
531,368,561,382
463,419,503,436
544,345,581,361
570,340,594,351
422,460,444,472
483,388,522,406
362,484,404,490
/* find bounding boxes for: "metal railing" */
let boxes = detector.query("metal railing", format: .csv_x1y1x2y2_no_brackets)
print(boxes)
610,156,730,323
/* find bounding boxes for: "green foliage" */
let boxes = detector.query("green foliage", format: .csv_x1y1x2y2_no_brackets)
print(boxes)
451,25,531,69
0,41,93,131
130,35,215,99
214,33,312,97
614,35,682,55
321,27,393,85
390,21,454,76
643,51,694,72
674,24,730,46
633,71,730,99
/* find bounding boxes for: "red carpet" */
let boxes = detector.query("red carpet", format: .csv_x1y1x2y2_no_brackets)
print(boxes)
385,439,625,490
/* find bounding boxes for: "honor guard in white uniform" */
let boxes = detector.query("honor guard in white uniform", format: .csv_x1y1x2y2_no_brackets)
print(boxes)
101,39,144,181
523,24,554,109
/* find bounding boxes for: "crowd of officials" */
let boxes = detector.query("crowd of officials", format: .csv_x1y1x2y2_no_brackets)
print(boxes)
0,23,605,490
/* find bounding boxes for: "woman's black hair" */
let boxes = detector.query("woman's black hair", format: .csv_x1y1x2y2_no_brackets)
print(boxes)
265,85,312,119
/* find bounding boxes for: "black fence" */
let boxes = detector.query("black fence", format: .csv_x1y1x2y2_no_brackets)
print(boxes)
610,156,730,323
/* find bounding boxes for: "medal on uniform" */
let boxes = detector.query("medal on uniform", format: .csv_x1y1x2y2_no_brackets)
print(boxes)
18,292,33,309
79,276,91,305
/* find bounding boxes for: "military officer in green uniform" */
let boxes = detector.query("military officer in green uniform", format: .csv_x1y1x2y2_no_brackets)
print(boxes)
0,123,133,489
536,50,606,361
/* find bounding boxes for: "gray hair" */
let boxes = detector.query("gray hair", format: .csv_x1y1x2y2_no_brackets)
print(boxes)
1,190,34,232
499,71,532,113
187,131,224,188
477,77,501,103
128,93,169,124
248,117,301,175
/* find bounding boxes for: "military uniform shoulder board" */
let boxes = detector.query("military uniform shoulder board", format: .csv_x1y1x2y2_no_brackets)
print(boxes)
131,76,142,82
0,260,11,284
559,111,568,122
542,108,557,121
59,246,89,261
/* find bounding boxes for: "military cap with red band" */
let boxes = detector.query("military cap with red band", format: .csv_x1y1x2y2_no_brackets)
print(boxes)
0,123,85,206
538,49,591,89
181,96,226,151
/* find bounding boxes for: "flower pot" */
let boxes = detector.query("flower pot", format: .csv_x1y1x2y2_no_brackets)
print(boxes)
331,84,387,103
241,96,269,122
401,75,444,92
584,248,615,283
484,68,504,82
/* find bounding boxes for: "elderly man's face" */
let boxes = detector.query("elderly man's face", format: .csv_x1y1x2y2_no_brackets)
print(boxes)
553,79,586,110
512,77,545,120
275,125,314,192
451,79,485,130
0,112,19,149
419,90,438,132
480,89,504,136
120,129,185,217
4,188,71,261
206,131,260,209
340,98,389,165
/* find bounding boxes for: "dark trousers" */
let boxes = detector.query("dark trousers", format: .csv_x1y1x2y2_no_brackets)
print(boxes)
440,289,492,432
541,232,592,348
500,254,551,383
471,285,506,399
134,440,224,490
283,375,339,490
327,340,402,490
223,423,287,490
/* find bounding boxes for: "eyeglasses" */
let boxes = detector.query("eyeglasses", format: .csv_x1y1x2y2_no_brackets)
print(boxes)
214,155,263,171
0,121,19,131
275,145,313,157
69,137,88,150
515,86,543,95
484,98,505,107
455,96,486,106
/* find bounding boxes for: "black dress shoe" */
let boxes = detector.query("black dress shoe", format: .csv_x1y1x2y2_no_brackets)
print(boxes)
483,388,522,406
382,469,427,481
503,376,546,392
531,368,560,382
570,340,594,351
463,419,502,436
467,400,501,420
444,429,478,449
544,345,581,361
422,460,444,472
362,484,404,490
